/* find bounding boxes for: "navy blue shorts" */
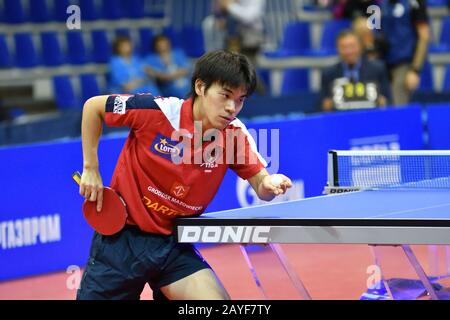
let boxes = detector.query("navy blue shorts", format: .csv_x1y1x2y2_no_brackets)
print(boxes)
76,225,211,300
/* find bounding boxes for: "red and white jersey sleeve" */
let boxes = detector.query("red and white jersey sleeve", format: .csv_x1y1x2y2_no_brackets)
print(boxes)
104,94,161,129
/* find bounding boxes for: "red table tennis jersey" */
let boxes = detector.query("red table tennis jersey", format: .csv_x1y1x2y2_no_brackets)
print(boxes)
104,94,266,234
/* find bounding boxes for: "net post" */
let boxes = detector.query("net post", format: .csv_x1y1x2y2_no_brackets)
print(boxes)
327,150,339,187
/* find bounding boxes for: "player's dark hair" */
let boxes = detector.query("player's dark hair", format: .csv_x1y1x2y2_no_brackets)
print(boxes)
190,50,257,101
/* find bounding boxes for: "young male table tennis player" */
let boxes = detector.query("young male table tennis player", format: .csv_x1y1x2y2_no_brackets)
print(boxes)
77,50,292,300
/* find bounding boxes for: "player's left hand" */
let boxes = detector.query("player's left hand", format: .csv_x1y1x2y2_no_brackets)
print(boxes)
261,174,293,196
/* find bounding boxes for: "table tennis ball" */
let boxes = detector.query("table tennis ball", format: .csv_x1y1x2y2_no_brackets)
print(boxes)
270,174,283,187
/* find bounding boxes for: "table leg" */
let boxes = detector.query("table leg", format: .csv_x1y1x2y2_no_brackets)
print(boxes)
269,243,312,300
402,245,439,300
239,245,269,300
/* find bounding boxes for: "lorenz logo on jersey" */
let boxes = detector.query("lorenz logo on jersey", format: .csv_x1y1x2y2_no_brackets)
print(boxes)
150,134,184,161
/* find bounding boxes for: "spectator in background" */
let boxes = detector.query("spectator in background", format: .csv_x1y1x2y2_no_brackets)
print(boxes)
203,0,267,94
352,16,388,60
144,35,191,98
320,30,391,111
380,0,430,106
332,0,348,18
219,0,265,60
204,0,265,55
342,0,380,19
108,36,161,96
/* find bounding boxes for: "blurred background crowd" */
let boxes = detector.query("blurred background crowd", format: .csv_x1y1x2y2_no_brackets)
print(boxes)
0,0,449,145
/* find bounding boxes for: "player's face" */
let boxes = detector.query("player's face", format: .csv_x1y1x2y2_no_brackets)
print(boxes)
202,83,247,130
337,35,361,66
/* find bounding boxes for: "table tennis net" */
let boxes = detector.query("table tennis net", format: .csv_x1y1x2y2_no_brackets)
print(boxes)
329,151,450,190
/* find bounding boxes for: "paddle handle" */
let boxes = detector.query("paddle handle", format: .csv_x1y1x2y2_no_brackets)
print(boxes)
72,171,82,186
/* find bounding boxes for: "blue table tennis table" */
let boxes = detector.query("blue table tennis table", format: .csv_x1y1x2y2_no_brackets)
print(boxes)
176,189,450,245
175,190,450,300
175,150,450,300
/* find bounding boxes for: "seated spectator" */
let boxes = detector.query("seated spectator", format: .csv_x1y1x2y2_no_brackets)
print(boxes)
320,30,391,111
108,36,161,95
144,34,190,98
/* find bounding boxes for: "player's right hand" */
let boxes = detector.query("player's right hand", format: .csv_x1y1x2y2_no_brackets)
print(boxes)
79,169,104,212
405,70,420,91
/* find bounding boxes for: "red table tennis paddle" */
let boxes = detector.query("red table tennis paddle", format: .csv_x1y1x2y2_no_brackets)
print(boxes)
72,171,127,236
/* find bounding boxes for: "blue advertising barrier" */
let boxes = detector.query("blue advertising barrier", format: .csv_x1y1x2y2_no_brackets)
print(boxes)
0,137,126,281
0,106,424,281
427,103,450,150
